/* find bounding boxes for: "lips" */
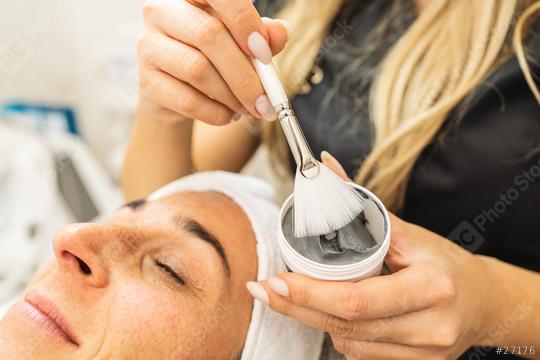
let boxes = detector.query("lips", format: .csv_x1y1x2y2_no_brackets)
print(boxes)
18,290,79,347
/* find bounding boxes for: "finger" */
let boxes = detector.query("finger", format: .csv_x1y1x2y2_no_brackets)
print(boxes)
384,214,434,272
263,268,438,320
258,281,400,342
199,0,273,63
140,68,233,125
386,212,413,257
140,31,243,114
388,212,407,229
331,336,439,360
321,151,351,181
260,280,451,347
148,0,274,119
192,9,288,56
261,17,289,55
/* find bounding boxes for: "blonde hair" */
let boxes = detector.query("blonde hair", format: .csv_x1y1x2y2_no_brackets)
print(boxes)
263,0,540,212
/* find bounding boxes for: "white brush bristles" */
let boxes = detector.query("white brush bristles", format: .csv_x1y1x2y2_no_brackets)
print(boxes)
293,162,365,238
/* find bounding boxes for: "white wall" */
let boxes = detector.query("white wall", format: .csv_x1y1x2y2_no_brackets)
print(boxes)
0,0,144,178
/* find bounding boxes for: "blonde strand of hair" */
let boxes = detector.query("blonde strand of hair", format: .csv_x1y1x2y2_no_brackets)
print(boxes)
514,1,540,103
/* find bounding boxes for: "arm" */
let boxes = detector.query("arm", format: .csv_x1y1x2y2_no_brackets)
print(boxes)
122,103,193,201
122,102,260,201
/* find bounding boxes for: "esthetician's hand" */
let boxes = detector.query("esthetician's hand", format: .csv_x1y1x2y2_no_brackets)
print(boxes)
138,0,289,124
248,152,503,359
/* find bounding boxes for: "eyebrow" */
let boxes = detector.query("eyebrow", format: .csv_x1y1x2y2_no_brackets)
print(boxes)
123,198,147,210
122,199,231,276
176,216,231,277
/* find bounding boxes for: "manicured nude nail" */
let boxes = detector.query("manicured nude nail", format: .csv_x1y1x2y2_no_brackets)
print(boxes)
321,151,343,167
276,19,291,38
246,281,269,304
231,112,242,122
267,277,289,297
321,151,333,162
247,31,272,64
255,95,276,121
262,17,291,39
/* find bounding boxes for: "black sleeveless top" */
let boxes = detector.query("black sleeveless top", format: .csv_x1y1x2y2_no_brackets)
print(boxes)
255,1,540,359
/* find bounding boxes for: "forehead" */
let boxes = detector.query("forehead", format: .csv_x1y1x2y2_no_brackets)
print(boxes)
112,191,244,225
109,191,255,249
152,191,246,222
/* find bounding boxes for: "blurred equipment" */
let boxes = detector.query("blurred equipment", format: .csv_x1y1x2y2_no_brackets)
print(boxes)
0,106,120,303
1,102,79,135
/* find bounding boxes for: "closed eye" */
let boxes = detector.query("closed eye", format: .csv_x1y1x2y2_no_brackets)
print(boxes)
155,260,186,286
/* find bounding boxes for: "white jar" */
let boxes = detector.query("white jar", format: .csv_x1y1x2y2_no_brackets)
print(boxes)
277,183,391,282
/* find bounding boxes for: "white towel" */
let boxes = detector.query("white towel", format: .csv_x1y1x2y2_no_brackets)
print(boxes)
149,171,323,360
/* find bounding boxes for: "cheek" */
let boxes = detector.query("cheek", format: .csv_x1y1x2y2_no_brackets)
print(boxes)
26,259,56,288
101,283,208,358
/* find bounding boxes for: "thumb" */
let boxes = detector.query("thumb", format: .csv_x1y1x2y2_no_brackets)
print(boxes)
385,214,428,271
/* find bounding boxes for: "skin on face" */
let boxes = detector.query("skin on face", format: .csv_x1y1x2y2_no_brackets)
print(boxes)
0,191,257,359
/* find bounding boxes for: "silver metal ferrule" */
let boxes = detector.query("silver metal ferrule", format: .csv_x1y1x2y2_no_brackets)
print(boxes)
274,102,320,178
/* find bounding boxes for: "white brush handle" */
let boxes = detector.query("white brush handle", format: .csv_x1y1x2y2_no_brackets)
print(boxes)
251,60,288,107
252,59,319,178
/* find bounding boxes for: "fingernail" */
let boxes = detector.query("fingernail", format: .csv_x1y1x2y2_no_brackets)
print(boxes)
321,150,350,181
276,19,291,38
255,95,276,121
247,31,272,64
321,151,340,166
246,281,268,304
321,151,336,163
267,277,289,297
230,112,242,122
321,150,347,172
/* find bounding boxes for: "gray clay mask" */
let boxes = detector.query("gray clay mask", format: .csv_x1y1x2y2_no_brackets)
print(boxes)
282,207,382,266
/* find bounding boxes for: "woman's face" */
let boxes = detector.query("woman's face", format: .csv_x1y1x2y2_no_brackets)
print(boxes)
0,191,258,359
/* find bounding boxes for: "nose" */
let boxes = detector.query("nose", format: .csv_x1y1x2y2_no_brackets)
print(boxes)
53,223,136,288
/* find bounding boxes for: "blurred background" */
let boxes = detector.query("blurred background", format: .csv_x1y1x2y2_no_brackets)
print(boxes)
0,0,144,303
0,0,288,304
